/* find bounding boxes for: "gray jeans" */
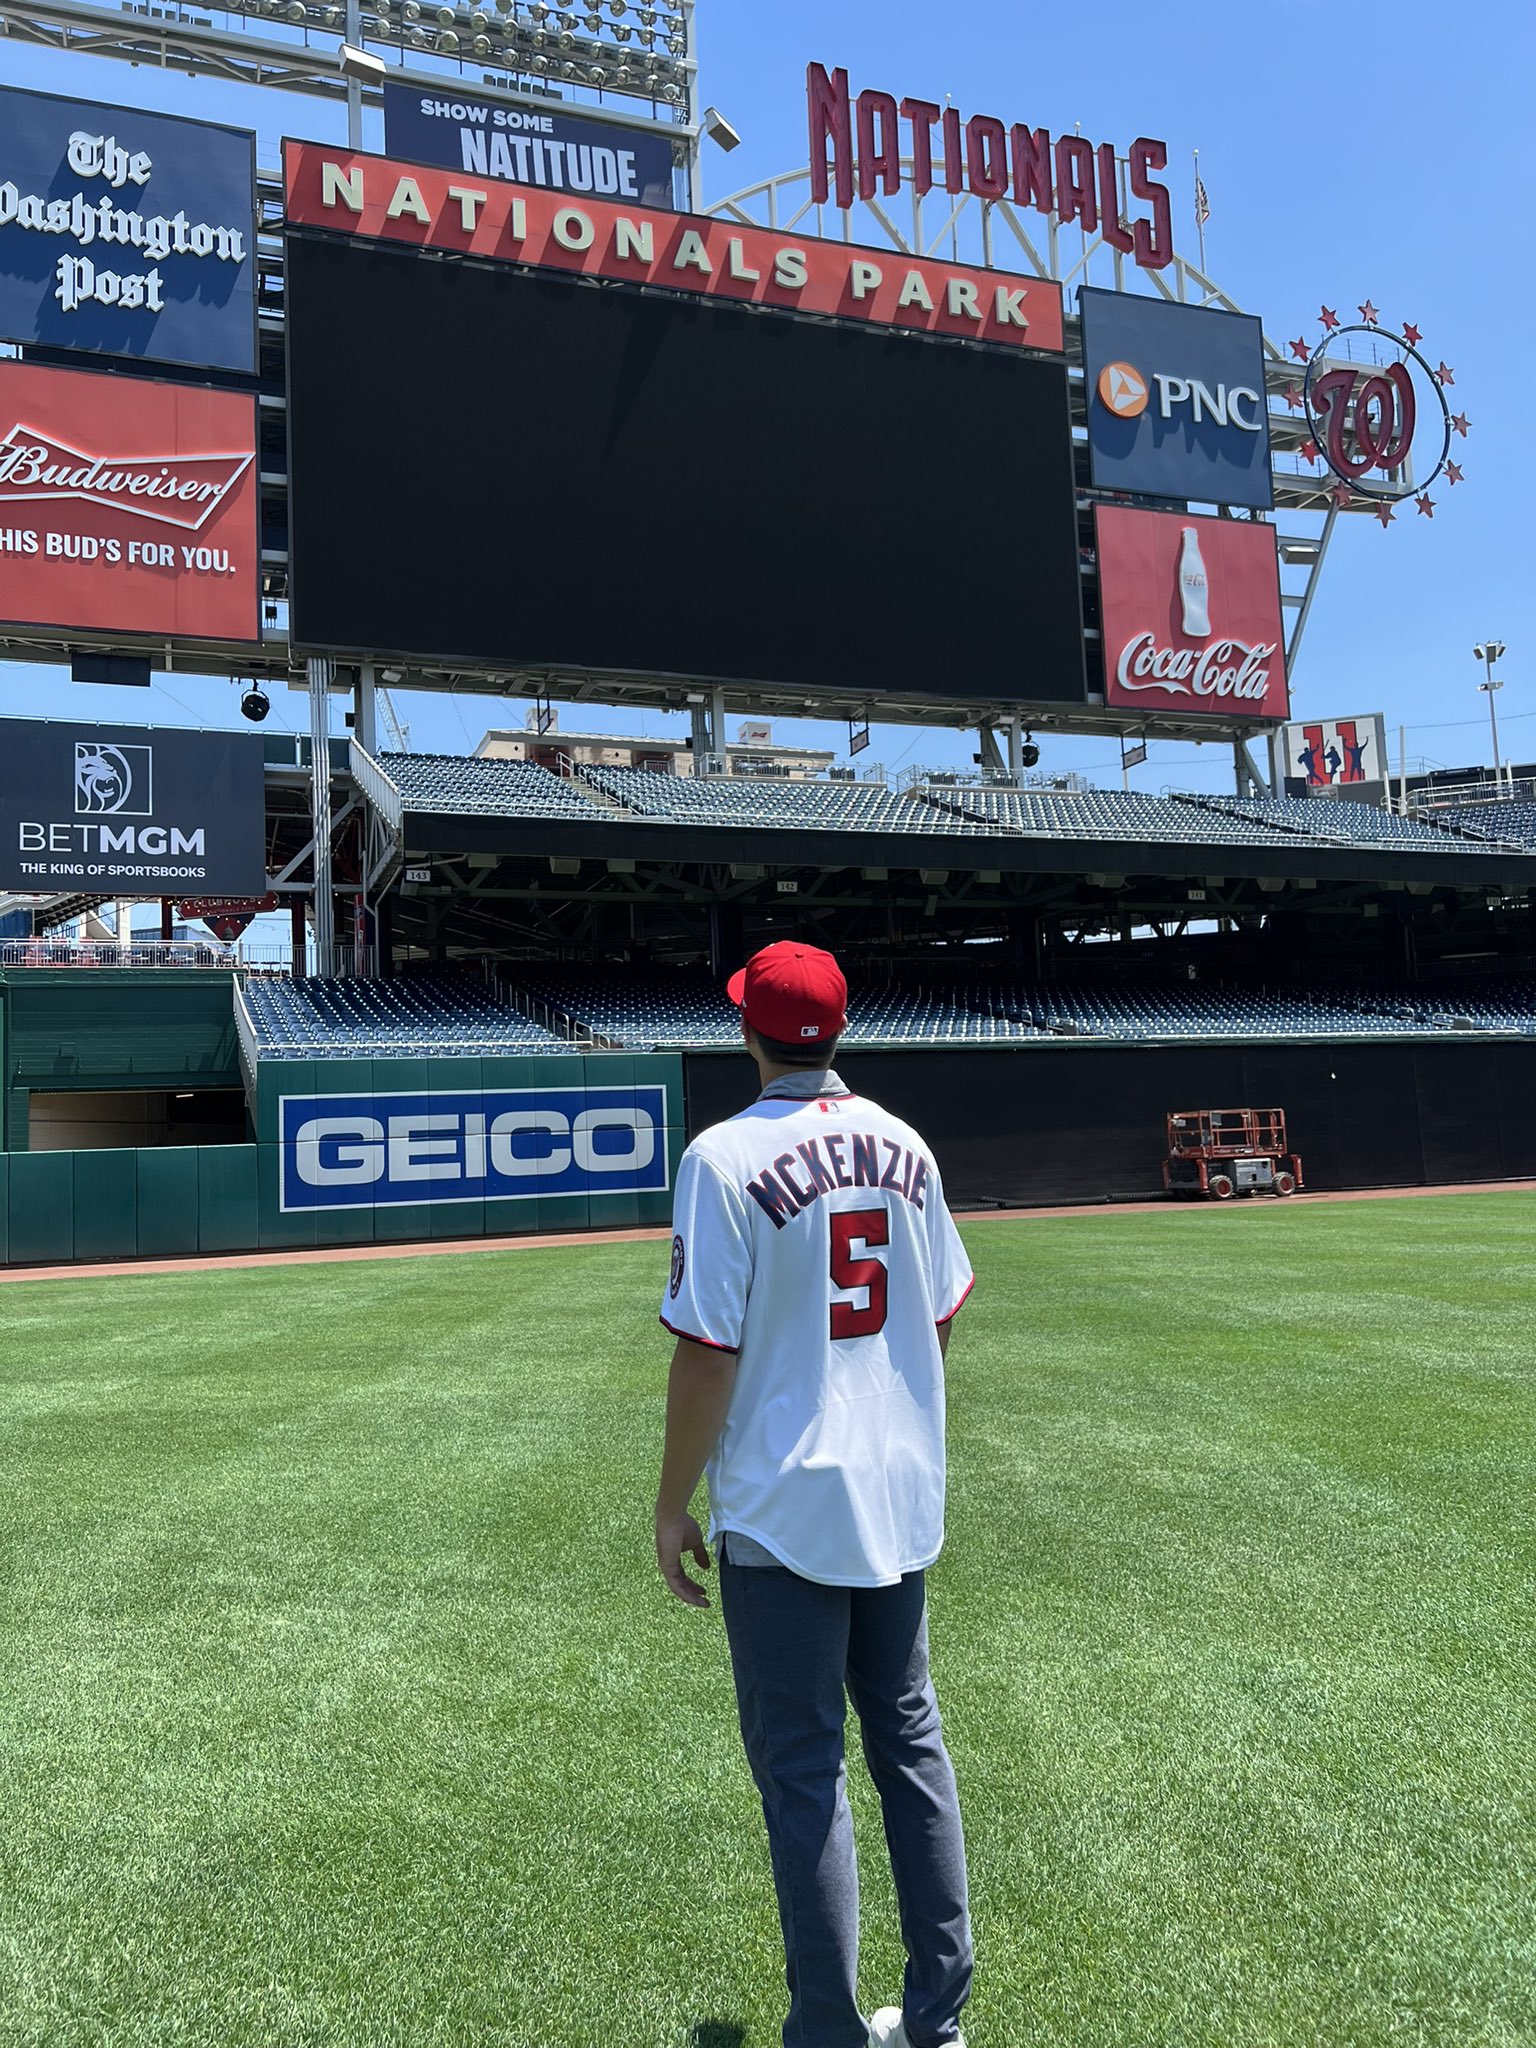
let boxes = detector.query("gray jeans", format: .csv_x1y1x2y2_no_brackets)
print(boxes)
717,1533,973,2048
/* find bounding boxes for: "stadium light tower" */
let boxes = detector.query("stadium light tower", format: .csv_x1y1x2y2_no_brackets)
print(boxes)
1473,640,1507,787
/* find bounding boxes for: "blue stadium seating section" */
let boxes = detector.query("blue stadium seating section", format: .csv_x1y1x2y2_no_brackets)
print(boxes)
576,764,984,833
364,755,1511,854
378,754,610,817
1429,801,1536,850
1191,795,1510,852
502,967,1536,1049
244,972,570,1057
245,966,1536,1056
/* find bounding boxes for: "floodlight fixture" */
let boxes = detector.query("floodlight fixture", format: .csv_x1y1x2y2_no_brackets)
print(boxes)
339,39,388,77
702,105,741,150
239,682,271,723
1277,539,1321,565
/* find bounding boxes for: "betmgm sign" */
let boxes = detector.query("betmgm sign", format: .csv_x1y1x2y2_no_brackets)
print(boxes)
0,718,266,891
280,1085,671,1212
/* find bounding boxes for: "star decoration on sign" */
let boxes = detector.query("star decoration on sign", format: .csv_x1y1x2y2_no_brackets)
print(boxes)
1375,501,1395,527
1299,439,1319,463
1319,305,1340,332
1359,299,1379,324
1436,362,1455,385
1331,484,1353,508
1289,336,1310,361
1451,413,1470,437
1415,493,1435,518
1283,384,1305,410
1446,460,1464,485
1402,321,1422,347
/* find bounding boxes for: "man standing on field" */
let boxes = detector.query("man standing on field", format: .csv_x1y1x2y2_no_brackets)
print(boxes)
654,941,974,2048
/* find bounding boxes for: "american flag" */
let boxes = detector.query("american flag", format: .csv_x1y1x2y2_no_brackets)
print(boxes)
1195,174,1211,227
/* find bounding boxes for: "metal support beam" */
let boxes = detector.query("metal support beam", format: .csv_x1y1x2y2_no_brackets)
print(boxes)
308,656,336,970
1005,718,1024,784
354,662,378,755
1284,503,1339,673
1237,739,1271,797
976,724,1006,776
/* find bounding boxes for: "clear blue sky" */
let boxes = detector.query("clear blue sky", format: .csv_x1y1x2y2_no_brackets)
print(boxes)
2,0,1532,791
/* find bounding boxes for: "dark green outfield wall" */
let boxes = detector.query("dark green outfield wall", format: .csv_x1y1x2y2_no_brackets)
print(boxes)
0,970,242,1151
0,1051,684,1267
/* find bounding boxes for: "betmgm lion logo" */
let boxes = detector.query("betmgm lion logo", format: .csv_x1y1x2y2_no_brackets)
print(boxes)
74,742,153,817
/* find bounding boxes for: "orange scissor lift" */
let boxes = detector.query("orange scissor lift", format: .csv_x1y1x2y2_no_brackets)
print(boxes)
1163,1108,1303,1200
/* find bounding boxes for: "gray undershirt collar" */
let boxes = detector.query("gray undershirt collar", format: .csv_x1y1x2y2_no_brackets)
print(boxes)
758,1068,850,1102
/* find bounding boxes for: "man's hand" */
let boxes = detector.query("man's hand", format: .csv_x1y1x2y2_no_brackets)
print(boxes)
656,1509,713,1608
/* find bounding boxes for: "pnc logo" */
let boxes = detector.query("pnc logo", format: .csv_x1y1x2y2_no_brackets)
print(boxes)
1094,361,1262,434
1097,361,1149,418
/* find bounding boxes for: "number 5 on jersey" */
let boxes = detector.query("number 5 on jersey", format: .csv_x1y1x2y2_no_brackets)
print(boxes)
829,1207,890,1339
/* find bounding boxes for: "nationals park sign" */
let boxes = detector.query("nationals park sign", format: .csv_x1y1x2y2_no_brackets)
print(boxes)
281,141,1065,353
807,63,1174,275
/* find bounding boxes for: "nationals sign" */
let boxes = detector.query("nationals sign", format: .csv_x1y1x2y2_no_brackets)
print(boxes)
1095,505,1289,722
282,141,1065,352
0,360,258,643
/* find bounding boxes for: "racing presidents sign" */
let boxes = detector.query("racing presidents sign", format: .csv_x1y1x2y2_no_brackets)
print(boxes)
279,1085,671,1211
1080,288,1273,509
1095,505,1289,721
807,63,1173,273
382,84,675,209
0,361,259,643
0,718,266,892
0,85,256,373
282,141,1065,353
1275,713,1389,787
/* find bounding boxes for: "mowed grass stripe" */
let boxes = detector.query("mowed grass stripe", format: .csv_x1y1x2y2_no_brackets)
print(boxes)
0,1194,1531,2047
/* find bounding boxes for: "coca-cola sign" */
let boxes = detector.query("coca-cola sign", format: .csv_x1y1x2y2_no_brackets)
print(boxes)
0,360,258,644
1095,505,1289,723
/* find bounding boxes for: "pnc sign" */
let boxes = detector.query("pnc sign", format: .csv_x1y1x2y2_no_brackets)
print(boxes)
1081,288,1273,509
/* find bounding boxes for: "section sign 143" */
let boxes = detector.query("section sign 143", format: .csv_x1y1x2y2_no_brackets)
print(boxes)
1095,505,1289,722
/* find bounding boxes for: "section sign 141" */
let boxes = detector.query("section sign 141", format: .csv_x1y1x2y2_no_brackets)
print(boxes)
1095,505,1289,722
0,360,259,644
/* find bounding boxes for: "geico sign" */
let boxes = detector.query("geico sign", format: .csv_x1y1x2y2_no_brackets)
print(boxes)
1097,361,1262,432
278,1085,670,1210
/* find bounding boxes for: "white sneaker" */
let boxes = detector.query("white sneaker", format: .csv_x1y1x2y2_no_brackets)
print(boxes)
865,2009,967,2048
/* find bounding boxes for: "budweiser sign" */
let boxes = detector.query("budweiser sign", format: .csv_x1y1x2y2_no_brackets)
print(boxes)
0,422,251,531
1095,505,1290,723
0,360,259,643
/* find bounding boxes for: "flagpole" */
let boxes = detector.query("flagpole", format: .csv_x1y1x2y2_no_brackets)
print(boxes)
1194,148,1207,274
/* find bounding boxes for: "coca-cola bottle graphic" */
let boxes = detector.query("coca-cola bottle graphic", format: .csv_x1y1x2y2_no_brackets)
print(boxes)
1179,526,1210,638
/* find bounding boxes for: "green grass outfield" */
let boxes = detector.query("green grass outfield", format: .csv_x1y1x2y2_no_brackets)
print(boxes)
1,1194,1533,2048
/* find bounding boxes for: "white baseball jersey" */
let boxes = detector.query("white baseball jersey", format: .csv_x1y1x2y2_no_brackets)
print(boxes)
660,1071,974,1588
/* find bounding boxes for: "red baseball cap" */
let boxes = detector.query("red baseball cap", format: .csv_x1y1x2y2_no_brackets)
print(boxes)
727,942,848,1045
